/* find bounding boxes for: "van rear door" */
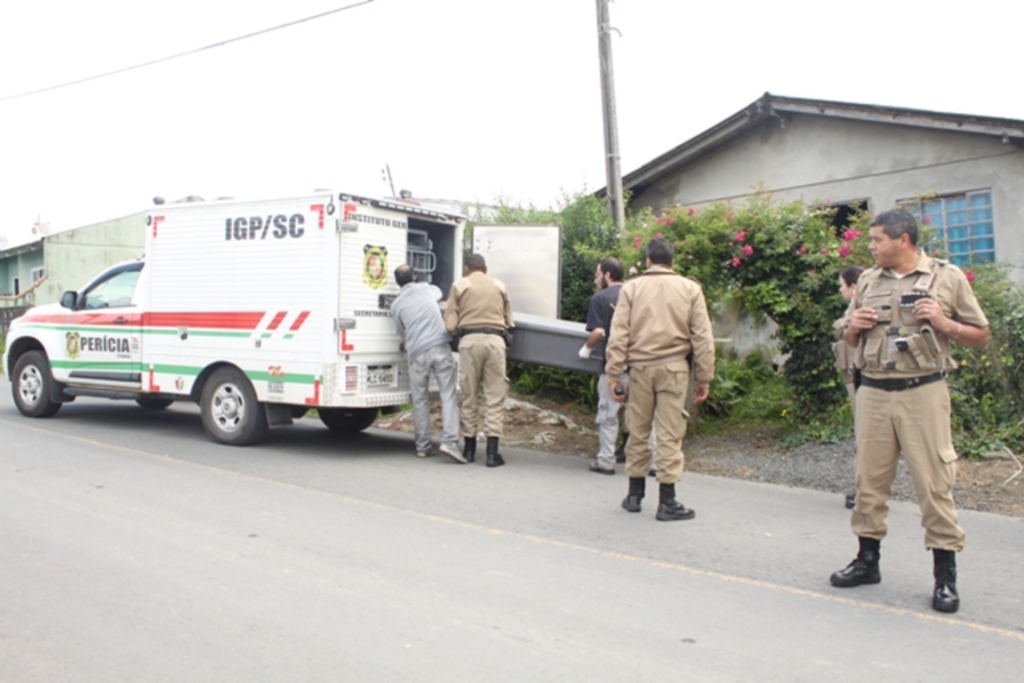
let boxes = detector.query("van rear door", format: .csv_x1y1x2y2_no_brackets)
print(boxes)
335,200,409,394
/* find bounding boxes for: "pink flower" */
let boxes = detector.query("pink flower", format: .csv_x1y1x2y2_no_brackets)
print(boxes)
741,245,754,257
838,244,852,258
628,266,638,276
654,231,662,239
687,206,697,215
820,247,830,255
965,268,976,284
656,215,673,226
796,245,807,254
842,229,861,242
922,216,931,225
731,257,742,268
632,235,642,248
734,230,747,242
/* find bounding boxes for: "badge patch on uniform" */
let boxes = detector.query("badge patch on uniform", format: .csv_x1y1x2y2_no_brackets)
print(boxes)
363,245,388,289
913,273,936,292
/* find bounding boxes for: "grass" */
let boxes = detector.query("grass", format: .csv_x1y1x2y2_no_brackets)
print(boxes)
692,373,795,439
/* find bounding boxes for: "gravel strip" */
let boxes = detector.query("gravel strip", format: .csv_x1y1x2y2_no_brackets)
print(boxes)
686,435,918,503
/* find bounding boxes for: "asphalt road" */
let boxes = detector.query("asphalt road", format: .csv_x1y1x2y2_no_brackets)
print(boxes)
2,387,1023,682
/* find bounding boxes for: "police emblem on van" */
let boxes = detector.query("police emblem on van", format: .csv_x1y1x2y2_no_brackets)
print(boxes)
363,245,388,289
65,332,81,359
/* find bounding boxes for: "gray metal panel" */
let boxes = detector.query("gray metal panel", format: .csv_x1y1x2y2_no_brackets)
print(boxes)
507,312,605,375
472,225,561,318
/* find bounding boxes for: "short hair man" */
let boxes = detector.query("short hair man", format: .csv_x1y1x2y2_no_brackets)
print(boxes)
444,254,515,467
391,264,465,463
604,237,715,520
830,208,990,614
579,257,625,475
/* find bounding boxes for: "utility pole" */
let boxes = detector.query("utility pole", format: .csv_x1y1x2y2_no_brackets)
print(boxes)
595,0,625,231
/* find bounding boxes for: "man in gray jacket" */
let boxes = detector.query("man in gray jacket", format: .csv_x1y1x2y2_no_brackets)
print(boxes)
391,264,465,463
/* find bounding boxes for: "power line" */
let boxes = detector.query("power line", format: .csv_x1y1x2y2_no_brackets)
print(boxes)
0,0,376,103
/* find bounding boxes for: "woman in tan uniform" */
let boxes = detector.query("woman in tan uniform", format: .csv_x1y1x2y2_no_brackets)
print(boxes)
833,265,863,509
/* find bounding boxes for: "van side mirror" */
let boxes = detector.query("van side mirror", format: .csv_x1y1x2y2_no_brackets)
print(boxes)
60,291,78,309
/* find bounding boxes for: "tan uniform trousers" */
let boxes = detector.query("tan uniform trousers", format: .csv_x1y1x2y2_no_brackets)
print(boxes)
458,333,508,438
853,380,964,551
623,360,689,484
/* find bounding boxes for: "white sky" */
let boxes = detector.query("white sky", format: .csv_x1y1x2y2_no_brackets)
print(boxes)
1,0,1019,247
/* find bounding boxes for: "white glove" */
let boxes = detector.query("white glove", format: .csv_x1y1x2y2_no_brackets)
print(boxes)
578,345,592,359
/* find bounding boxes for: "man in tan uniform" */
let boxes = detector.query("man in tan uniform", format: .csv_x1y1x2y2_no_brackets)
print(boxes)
605,237,715,521
830,209,989,614
444,253,515,467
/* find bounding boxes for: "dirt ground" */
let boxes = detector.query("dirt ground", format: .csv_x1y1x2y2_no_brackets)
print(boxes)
375,394,1024,519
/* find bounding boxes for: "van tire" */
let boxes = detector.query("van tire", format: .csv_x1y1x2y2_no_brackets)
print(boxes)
318,407,379,434
12,351,63,418
136,397,174,410
200,367,268,445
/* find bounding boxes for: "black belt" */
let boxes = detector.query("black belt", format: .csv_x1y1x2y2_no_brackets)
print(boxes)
859,373,944,392
459,327,506,337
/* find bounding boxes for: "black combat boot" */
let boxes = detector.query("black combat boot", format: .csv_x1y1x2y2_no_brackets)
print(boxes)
932,549,960,613
485,436,505,468
655,482,696,521
463,437,476,463
830,537,882,587
615,432,629,464
621,477,645,513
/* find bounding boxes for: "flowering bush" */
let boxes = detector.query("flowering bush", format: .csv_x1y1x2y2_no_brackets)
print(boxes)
617,193,872,418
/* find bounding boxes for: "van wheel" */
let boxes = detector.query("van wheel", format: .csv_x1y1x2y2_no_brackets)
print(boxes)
318,407,379,434
12,351,62,418
136,397,174,410
200,367,268,445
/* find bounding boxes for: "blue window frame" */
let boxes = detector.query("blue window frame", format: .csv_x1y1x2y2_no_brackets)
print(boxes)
903,190,995,266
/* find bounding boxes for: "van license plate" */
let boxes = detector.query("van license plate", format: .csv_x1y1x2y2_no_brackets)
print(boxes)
366,366,396,388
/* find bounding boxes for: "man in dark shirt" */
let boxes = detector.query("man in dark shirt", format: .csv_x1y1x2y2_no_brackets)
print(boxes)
579,257,624,474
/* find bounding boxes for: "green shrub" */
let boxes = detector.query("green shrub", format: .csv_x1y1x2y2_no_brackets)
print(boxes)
507,361,597,409
947,262,1024,457
702,346,777,418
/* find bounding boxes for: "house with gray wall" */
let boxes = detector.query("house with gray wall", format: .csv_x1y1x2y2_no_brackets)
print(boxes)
621,93,1024,281
609,93,1024,352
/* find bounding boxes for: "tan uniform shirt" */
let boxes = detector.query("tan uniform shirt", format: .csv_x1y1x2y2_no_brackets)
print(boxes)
833,303,857,377
854,252,988,379
604,265,715,385
444,271,514,333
